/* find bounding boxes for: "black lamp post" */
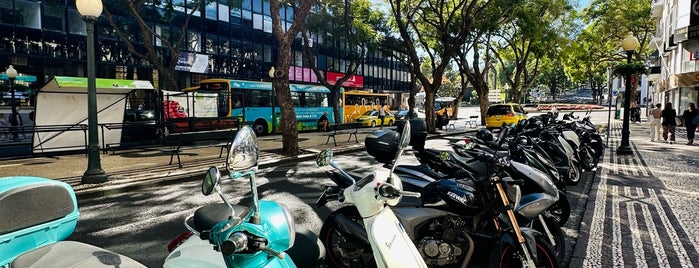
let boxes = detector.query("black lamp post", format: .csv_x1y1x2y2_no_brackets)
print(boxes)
5,65,18,141
77,0,107,183
617,32,639,155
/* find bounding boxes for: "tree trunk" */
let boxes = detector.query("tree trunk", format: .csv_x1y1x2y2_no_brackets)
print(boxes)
478,90,489,126
274,43,299,155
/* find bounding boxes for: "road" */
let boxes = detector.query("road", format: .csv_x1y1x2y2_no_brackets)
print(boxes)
69,108,612,267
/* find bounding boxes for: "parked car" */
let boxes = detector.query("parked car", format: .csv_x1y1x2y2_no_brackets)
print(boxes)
393,109,418,121
485,103,528,128
355,110,395,127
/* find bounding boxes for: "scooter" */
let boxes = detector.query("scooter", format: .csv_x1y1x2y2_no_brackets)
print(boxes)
0,176,146,268
315,121,428,268
164,126,325,268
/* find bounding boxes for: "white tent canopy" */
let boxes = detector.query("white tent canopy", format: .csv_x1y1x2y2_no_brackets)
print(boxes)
33,76,155,153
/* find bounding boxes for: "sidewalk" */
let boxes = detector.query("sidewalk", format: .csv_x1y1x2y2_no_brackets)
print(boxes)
571,121,699,267
0,123,476,196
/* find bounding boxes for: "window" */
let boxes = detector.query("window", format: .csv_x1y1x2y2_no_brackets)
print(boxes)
16,0,41,29
67,9,85,35
0,0,12,24
291,92,301,106
43,4,64,32
251,90,271,107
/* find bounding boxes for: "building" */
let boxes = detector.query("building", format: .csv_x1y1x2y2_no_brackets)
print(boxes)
0,0,410,109
648,0,699,111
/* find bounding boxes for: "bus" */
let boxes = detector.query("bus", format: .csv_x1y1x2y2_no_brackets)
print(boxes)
191,79,334,135
341,91,390,123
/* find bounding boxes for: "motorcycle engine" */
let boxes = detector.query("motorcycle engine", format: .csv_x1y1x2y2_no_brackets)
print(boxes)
416,216,471,267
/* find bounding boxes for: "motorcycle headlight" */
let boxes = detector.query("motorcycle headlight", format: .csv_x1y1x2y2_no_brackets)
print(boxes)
280,204,296,248
506,184,522,210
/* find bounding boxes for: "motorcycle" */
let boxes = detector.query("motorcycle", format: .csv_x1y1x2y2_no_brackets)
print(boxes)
164,126,325,268
318,122,559,268
0,176,146,268
315,121,428,268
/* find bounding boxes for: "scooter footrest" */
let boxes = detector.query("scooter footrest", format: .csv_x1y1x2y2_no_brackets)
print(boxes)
10,241,146,268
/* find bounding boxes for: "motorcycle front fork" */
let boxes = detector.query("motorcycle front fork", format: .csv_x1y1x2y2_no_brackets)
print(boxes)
493,177,537,267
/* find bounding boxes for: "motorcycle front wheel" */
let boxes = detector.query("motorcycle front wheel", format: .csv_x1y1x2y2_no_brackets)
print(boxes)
547,192,571,225
564,163,580,185
530,215,567,263
489,239,559,268
320,206,376,268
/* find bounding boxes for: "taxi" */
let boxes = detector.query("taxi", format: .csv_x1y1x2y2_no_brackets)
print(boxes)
355,110,395,127
485,103,528,128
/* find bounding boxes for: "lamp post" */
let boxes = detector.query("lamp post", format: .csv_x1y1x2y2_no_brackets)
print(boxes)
617,32,639,155
269,67,277,134
77,0,107,183
5,65,18,141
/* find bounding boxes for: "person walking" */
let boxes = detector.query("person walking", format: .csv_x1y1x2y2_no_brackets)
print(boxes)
378,105,387,129
0,113,10,141
661,102,677,144
681,102,698,145
649,103,662,142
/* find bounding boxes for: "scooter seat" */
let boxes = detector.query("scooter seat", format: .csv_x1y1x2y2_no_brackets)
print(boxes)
193,203,250,232
10,241,145,268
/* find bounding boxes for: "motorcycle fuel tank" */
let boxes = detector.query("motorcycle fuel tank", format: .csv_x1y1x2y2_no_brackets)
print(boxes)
421,179,483,216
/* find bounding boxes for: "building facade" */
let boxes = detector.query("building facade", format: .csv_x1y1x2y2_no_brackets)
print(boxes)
648,0,699,111
0,0,411,109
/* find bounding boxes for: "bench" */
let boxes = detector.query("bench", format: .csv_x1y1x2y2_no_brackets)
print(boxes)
446,115,480,130
160,129,237,168
322,123,362,146
467,115,479,128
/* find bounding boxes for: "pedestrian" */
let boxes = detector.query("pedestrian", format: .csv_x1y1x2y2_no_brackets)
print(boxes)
649,103,662,142
378,105,386,129
0,113,10,141
661,102,677,144
680,102,698,145
8,110,24,141
317,111,330,132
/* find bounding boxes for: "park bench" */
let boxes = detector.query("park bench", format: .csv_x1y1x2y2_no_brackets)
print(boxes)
447,115,480,130
101,121,162,154
160,129,237,168
322,122,362,146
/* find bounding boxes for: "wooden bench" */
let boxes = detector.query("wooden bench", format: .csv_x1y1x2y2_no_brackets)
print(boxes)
322,123,362,146
160,129,237,168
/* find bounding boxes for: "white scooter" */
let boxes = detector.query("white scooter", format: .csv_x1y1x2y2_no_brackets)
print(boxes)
315,121,428,268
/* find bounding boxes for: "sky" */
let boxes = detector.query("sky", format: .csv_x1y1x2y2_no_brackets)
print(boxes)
576,0,592,10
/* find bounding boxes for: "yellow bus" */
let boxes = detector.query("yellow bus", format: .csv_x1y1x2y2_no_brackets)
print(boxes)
341,91,390,123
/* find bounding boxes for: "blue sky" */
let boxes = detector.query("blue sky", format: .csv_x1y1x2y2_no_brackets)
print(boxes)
576,0,591,10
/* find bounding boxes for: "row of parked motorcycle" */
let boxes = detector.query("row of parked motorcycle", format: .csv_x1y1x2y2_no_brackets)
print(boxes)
0,110,603,268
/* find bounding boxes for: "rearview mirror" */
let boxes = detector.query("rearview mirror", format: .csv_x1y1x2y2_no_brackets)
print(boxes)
202,166,221,196
316,149,333,167
398,121,411,150
226,127,258,177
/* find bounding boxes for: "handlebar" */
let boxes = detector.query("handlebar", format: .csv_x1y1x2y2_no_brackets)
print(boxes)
377,183,421,199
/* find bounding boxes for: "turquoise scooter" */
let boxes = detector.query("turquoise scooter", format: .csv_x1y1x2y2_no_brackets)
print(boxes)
164,126,325,267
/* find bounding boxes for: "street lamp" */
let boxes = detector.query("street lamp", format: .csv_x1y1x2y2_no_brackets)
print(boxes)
5,65,18,141
77,0,107,183
617,31,639,155
269,66,277,134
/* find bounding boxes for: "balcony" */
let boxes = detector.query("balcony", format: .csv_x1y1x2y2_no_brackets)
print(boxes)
647,66,661,81
651,1,663,18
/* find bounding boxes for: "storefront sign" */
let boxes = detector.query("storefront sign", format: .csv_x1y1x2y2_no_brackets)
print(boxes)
326,71,363,88
670,71,699,87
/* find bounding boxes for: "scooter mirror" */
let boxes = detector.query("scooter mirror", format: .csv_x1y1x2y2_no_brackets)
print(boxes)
316,149,333,167
226,126,259,177
202,166,221,196
398,121,412,150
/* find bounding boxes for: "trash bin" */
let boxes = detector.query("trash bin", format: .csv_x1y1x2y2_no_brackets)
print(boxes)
615,109,621,119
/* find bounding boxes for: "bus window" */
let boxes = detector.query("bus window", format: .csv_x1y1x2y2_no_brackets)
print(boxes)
291,92,301,106
217,92,229,117
251,91,271,107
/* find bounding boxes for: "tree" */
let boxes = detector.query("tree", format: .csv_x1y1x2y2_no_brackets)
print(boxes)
572,0,655,106
492,0,573,104
301,0,386,125
387,0,516,132
270,0,315,155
